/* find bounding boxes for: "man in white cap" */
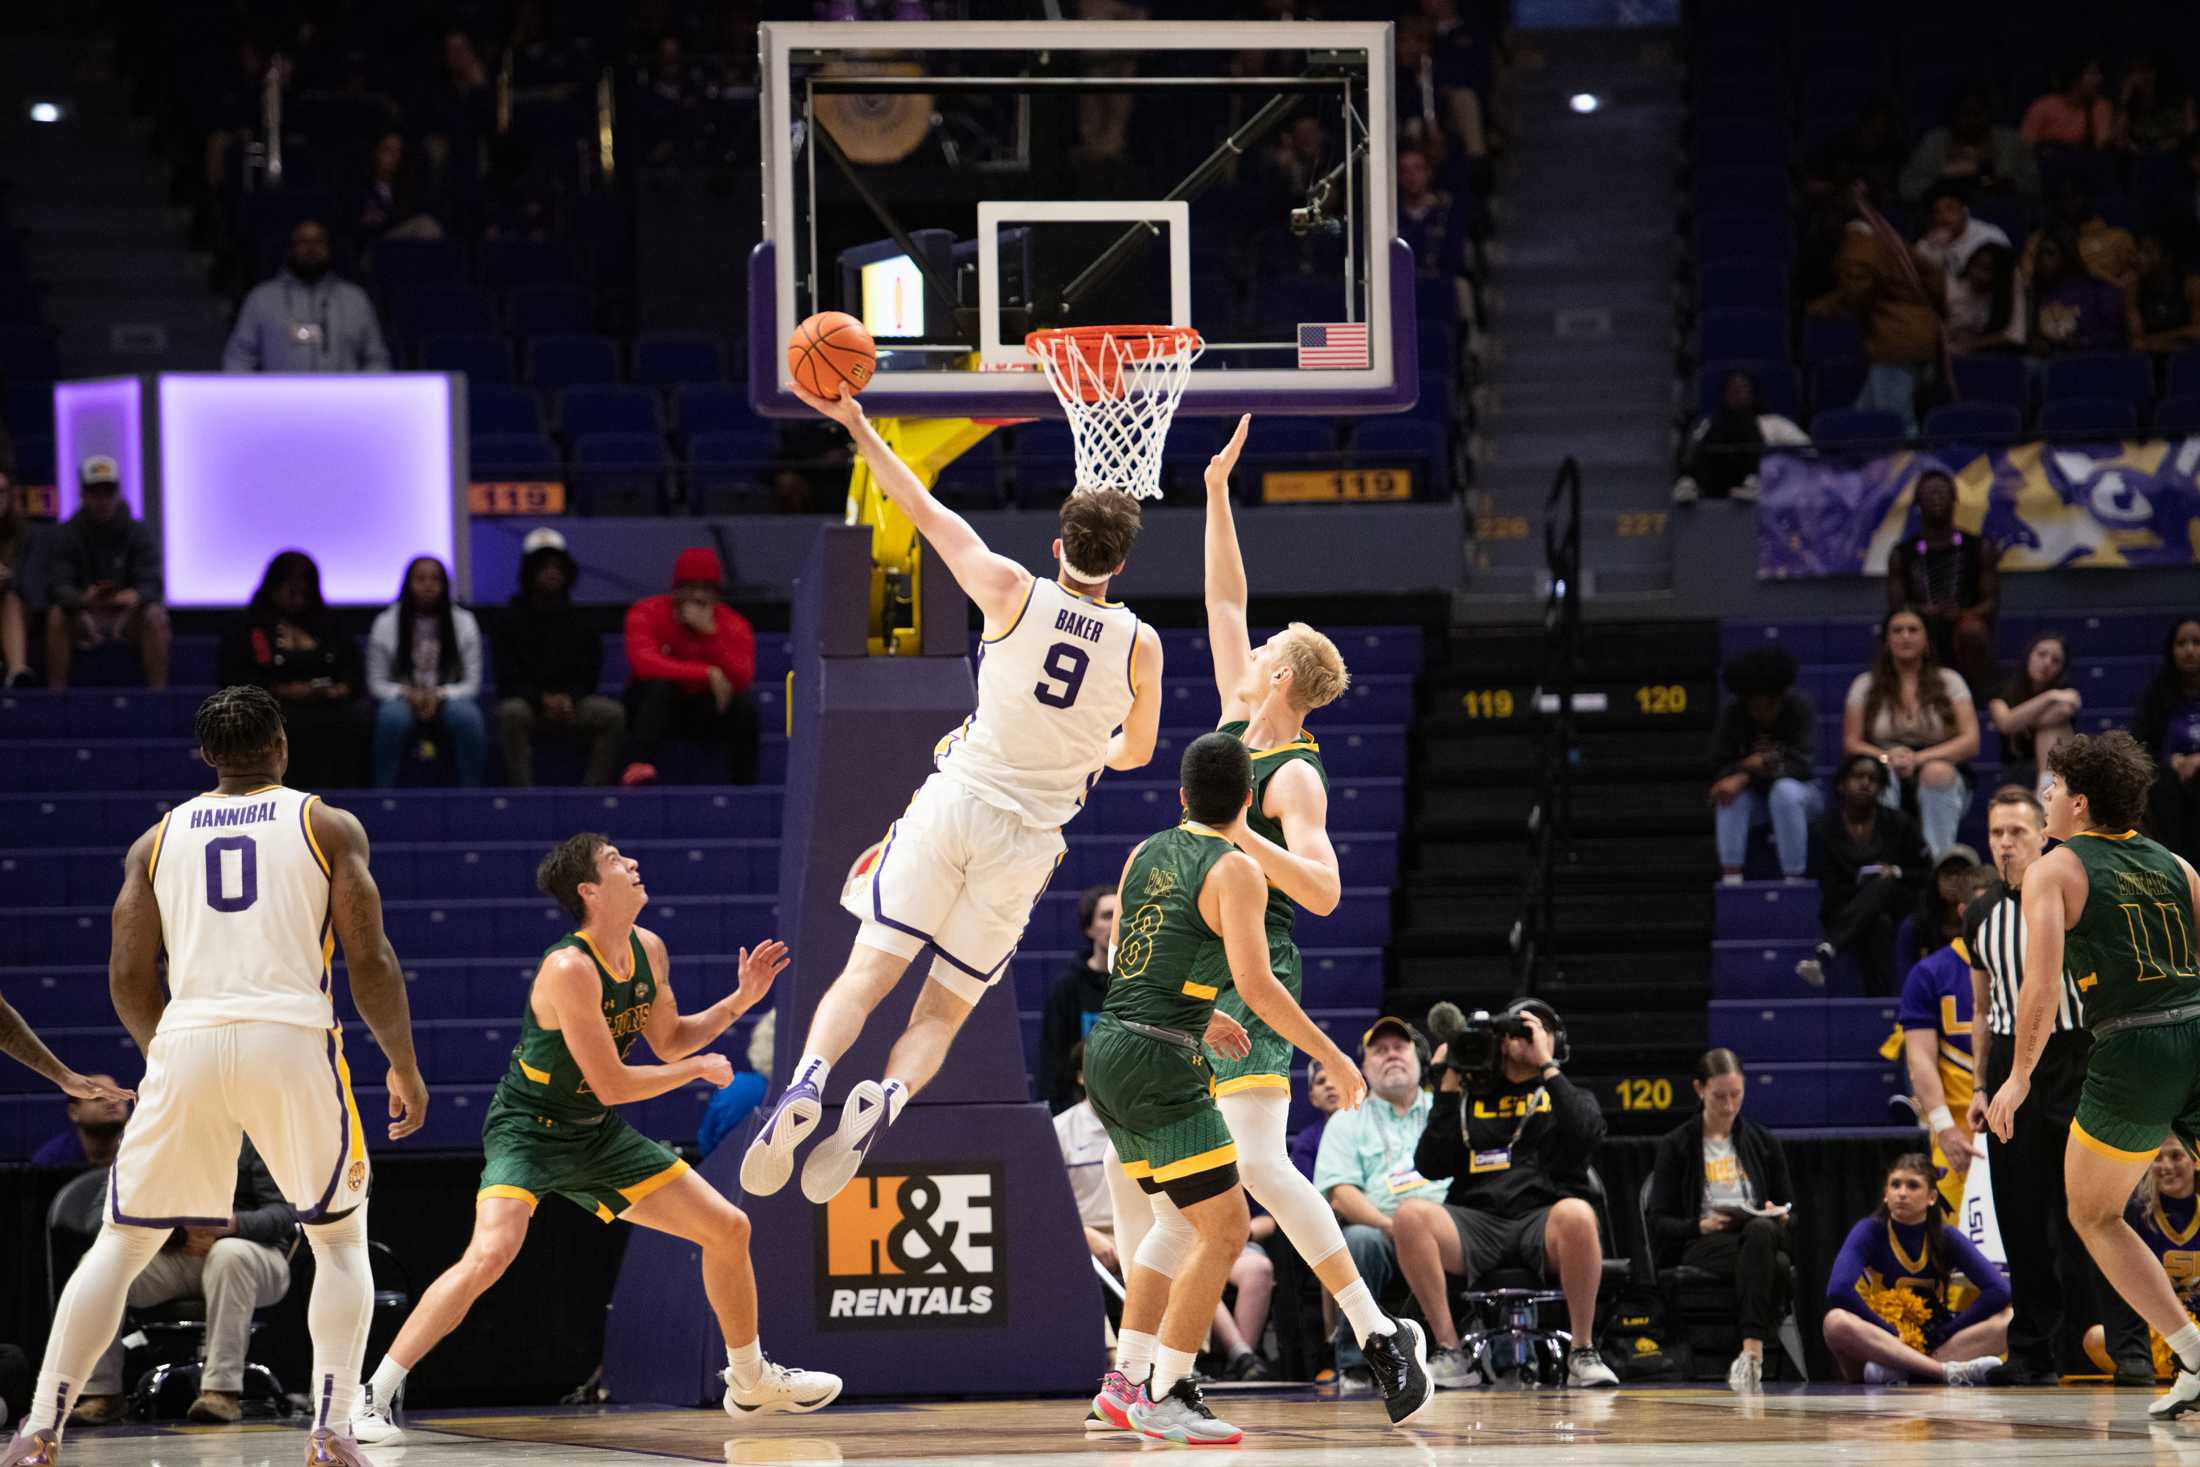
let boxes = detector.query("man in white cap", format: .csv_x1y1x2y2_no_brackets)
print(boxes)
493,528,627,785
44,455,168,691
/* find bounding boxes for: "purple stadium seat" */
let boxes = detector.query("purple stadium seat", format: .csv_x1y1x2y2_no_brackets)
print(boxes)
2036,396,2138,437
528,333,620,390
1698,308,1788,361
2041,351,2153,408
559,384,660,438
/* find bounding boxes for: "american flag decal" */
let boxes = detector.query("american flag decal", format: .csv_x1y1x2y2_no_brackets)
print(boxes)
1296,322,1370,370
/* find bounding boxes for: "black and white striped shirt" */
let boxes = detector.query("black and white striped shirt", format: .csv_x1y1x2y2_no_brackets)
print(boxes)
1964,886,2083,1036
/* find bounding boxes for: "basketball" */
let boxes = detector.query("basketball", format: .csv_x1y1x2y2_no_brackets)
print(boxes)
787,311,876,400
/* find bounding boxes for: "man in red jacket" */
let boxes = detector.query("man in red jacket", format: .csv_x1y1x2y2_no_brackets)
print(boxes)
621,547,758,784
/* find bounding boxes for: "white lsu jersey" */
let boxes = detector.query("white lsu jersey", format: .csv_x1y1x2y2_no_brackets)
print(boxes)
934,577,1142,828
149,784,336,1034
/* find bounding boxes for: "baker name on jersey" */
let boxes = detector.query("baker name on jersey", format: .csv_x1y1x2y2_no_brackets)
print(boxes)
187,800,281,830
1054,609,1106,644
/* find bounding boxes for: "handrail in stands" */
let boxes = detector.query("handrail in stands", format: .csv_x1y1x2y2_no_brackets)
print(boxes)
1511,455,1581,1000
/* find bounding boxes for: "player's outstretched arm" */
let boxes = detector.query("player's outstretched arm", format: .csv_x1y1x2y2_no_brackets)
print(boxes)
1224,760,1341,915
316,800,429,1139
642,929,789,1061
793,382,1032,626
538,949,730,1103
1104,625,1164,771
0,989,133,1101
1205,852,1361,1106
109,824,169,1051
1203,415,1256,722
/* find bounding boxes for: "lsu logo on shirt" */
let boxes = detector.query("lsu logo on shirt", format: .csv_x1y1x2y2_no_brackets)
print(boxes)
819,1166,1004,1328
1471,1091,1554,1122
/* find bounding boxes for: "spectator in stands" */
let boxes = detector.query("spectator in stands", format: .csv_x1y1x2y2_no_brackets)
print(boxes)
367,554,486,787
1400,1003,1619,1388
1822,1153,2009,1384
1412,0,1494,165
356,131,444,246
1397,145,1473,297
1645,1048,1796,1394
1806,98,1906,207
1914,181,2011,280
219,551,368,791
29,1077,129,1169
1394,17,1484,166
1986,632,2081,795
1899,87,2040,202
70,1140,298,1427
418,30,493,191
1796,753,1932,992
2128,232,2200,351
1315,1018,1453,1388
43,456,169,692
1887,470,1999,699
621,546,758,786
2115,54,2197,157
1844,607,1980,857
2021,59,2114,154
1293,1058,1342,1180
1037,885,1115,1114
493,527,626,787
0,469,32,687
1807,186,1946,434
2027,228,2131,357
1894,844,1985,987
2135,617,2200,862
1945,243,2028,355
222,220,390,373
1710,646,1819,884
2021,180,2139,293
1671,371,1807,505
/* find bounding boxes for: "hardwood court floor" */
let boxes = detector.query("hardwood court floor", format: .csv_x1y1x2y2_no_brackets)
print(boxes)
45,1384,2200,1466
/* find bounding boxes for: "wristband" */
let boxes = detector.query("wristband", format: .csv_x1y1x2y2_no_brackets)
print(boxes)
1927,1104,1955,1133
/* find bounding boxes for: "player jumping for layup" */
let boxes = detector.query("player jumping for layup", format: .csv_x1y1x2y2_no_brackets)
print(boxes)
3,686,425,1467
743,383,1164,1205
352,833,837,1442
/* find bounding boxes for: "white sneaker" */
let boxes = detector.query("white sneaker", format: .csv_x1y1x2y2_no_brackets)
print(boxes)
1862,1362,1905,1385
1428,1346,1482,1389
1944,1356,2003,1386
351,1381,403,1445
800,1080,890,1205
1566,1348,1619,1388
1731,474,1762,503
1727,1351,1762,1393
724,1358,843,1417
2152,1367,2200,1420
1671,477,1701,505
740,1079,823,1198
1126,1378,1241,1445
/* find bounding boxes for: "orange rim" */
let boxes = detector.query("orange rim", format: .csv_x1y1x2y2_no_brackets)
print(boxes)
1025,325,1202,401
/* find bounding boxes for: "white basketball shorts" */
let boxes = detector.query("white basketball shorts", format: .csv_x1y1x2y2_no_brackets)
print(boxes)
107,1020,371,1229
840,772,1067,1003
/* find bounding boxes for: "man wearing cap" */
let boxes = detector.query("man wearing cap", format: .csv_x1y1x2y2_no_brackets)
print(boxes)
43,455,168,691
495,528,626,785
222,219,391,373
1313,1018,1456,1387
620,546,757,785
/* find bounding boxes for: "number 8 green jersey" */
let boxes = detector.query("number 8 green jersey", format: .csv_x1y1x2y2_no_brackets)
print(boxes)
1104,823,1238,1034
2065,829,2200,1028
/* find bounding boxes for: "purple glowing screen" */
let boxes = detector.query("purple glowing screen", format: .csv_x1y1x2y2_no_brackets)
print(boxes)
54,378,145,521
158,374,460,606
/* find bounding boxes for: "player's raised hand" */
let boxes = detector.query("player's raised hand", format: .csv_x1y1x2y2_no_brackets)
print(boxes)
386,1062,429,1140
1203,1009,1252,1062
59,1070,134,1104
791,380,866,432
1205,414,1251,493
733,939,791,1014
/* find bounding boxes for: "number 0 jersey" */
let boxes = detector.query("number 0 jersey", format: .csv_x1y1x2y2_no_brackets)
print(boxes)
935,577,1141,829
149,785,336,1034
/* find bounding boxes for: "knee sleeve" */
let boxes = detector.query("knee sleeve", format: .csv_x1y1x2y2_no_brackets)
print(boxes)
1104,1148,1156,1265
302,1203,374,1431
1219,1089,1349,1265
1133,1192,1199,1281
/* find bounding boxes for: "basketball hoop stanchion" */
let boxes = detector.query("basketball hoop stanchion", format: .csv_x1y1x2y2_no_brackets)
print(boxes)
845,415,998,656
1025,324,1204,499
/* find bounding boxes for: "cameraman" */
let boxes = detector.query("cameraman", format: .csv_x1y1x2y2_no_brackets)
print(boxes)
1396,1005,1619,1388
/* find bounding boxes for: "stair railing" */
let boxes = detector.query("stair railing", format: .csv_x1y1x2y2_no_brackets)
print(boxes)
1510,455,1581,999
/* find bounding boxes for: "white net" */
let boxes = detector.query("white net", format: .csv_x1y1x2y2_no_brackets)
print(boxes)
1025,326,1205,500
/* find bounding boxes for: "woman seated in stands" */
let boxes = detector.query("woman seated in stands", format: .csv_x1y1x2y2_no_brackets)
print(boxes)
367,554,486,788
1646,1048,1796,1393
1986,631,2081,796
1844,609,1980,858
219,550,368,789
1797,753,1932,994
2135,618,2200,862
1823,1152,2010,1385
1671,370,1808,505
2084,1137,2200,1379
1945,243,2027,355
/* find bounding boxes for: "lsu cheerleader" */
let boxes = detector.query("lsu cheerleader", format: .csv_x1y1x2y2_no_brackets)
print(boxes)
1823,1153,2011,1384
2085,1138,2200,1377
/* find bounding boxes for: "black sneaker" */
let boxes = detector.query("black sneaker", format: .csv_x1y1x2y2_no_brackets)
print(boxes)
2115,1359,2158,1388
1980,1361,2050,1388
1361,1317,1434,1426
1222,1351,1272,1382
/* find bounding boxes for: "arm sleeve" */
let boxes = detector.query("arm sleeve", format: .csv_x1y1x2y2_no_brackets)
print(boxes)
1942,1225,2012,1328
714,609,757,694
1824,1218,1881,1312
1541,1071,1606,1168
624,601,713,687
1415,1091,1465,1184
1645,1130,1700,1248
1313,1108,1367,1198
221,288,267,372
365,608,402,701
441,608,483,700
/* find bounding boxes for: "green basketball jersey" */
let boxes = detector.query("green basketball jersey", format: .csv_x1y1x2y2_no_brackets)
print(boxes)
2066,830,2200,1028
1216,719,1328,936
496,931,658,1122
1106,824,1237,1033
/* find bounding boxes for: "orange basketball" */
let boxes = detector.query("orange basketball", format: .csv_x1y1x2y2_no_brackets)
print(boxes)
787,311,876,399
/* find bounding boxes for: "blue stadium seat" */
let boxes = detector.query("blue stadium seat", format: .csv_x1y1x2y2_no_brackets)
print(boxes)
1692,167,1788,212
1692,124,1790,171
466,383,541,438
1950,355,2027,407
393,282,494,345
420,333,514,385
2167,349,2200,400
687,430,776,482
1247,420,1339,459
1694,209,1794,264
571,431,670,514
3,380,52,437
2156,395,2200,434
2042,352,2154,408
1923,402,2024,441
469,433,562,480
1809,362,1866,415
369,238,466,290
506,282,589,339
1801,315,1864,364
2036,397,2139,437
634,332,727,388
559,385,660,438
674,384,764,438
1699,361,1799,418
528,333,620,390
1351,418,1450,496
479,238,576,292
1810,408,1905,445
1696,262,1788,315
1697,308,1787,361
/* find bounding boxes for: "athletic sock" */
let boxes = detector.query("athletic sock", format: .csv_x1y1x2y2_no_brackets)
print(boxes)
366,1358,409,1410
1116,1328,1157,1382
793,1053,830,1092
2169,1322,2200,1375
1151,1346,1197,1400
1333,1278,1392,1345
879,1078,909,1125
726,1341,763,1391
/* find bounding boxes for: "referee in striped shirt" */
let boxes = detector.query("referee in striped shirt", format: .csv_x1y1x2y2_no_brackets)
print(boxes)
1965,783,2148,1384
